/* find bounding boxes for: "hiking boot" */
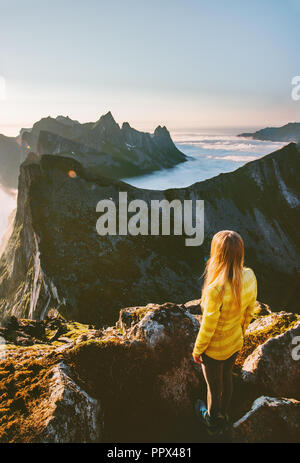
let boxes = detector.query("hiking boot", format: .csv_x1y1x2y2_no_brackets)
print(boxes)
194,400,224,436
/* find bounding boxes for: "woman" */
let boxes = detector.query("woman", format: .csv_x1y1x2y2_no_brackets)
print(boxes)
193,230,257,435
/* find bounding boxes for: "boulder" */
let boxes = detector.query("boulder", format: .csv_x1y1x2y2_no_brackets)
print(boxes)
246,311,297,334
0,302,206,443
233,396,300,443
0,343,101,443
1,302,300,443
236,311,299,369
121,302,199,349
37,362,102,443
67,302,205,442
125,303,204,415
241,317,300,398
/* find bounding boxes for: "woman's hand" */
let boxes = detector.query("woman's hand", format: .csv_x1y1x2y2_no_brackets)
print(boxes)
192,353,203,364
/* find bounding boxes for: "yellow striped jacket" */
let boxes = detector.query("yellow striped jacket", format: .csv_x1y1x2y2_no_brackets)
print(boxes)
193,267,257,360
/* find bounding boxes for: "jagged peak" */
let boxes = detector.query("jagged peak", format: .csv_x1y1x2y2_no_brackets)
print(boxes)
92,111,121,131
122,121,131,130
94,111,119,129
154,125,171,138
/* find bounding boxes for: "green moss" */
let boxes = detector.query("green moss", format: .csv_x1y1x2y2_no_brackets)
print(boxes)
0,344,57,443
236,313,300,369
63,321,91,340
44,320,90,343
68,337,114,356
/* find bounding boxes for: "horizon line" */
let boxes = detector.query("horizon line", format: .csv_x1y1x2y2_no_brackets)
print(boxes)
0,116,299,138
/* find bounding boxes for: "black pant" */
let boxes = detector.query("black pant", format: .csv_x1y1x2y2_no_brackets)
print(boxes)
201,351,239,419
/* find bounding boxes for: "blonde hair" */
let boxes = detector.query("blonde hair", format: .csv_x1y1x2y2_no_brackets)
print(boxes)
202,230,244,311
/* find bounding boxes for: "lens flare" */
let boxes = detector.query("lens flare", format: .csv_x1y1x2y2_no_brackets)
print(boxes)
68,170,77,178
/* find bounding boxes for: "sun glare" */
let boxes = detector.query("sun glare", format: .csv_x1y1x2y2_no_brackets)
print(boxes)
68,170,77,178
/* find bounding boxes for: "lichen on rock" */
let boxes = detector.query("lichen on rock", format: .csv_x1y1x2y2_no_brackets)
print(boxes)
241,317,300,398
0,301,299,443
233,396,300,443
66,302,204,442
37,361,102,443
236,311,299,369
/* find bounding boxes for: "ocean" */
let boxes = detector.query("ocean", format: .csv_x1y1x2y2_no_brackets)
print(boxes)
0,128,285,243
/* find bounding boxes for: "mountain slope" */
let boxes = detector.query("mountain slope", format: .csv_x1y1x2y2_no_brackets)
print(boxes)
238,122,300,142
0,143,299,325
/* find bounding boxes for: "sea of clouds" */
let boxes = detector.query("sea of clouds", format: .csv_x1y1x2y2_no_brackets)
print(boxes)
124,130,285,190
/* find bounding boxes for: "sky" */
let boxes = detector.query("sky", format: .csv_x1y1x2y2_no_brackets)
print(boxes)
0,0,300,135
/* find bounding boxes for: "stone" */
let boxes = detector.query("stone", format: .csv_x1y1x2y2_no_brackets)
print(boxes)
233,396,300,443
37,362,102,443
235,311,299,369
242,319,300,398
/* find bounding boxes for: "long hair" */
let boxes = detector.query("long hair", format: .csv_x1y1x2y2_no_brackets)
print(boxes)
202,230,244,311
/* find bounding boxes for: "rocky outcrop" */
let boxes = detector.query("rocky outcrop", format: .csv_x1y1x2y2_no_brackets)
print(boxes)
233,396,300,443
0,303,299,443
0,302,204,442
0,338,101,442
238,122,300,142
37,362,102,443
0,142,299,324
241,317,300,398
235,311,299,369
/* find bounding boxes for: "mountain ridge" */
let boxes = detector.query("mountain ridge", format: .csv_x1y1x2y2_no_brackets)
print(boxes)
0,113,188,189
238,122,300,142
0,142,299,325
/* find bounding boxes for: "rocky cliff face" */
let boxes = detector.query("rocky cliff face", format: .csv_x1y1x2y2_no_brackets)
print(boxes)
0,143,299,325
0,302,299,442
238,122,300,142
